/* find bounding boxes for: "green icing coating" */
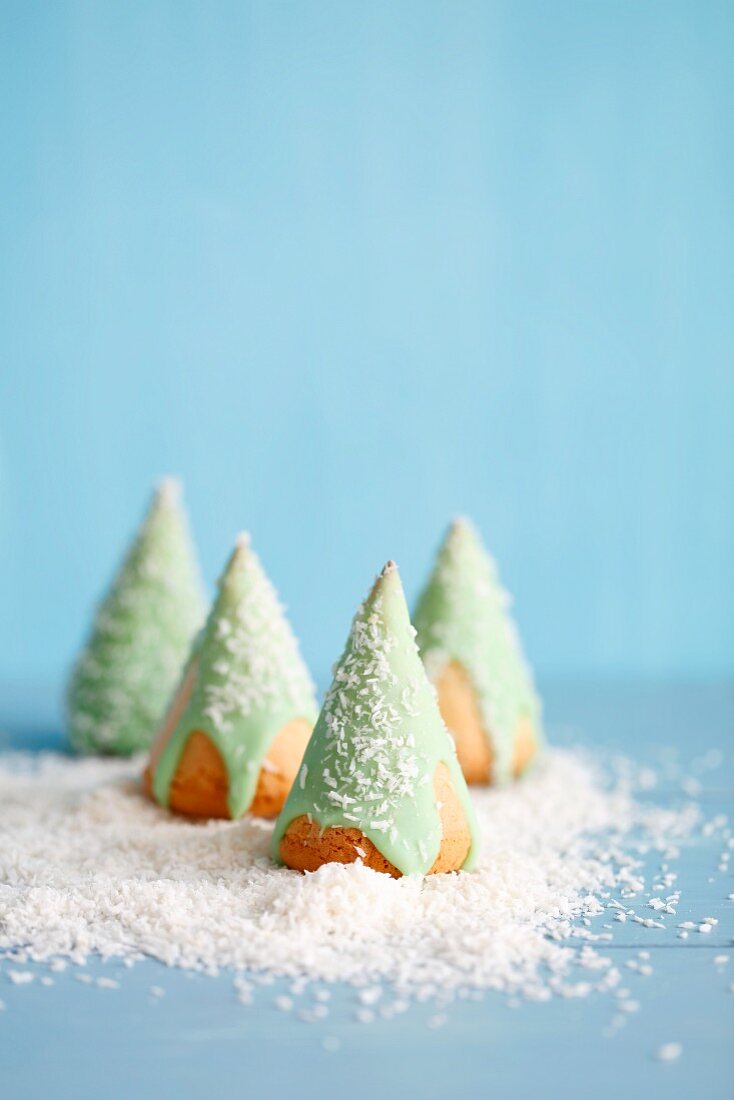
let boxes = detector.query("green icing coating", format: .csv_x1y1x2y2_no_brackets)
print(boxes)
151,535,318,819
273,561,479,876
66,479,206,756
413,518,542,784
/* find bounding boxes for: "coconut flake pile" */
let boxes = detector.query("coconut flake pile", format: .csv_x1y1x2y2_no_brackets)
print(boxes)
0,748,703,1001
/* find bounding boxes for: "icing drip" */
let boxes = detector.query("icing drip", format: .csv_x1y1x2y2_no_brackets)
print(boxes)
413,518,542,783
273,561,479,875
151,535,318,819
66,480,206,755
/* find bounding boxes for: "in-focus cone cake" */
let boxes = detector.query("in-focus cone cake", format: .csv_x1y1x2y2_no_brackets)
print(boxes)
273,561,479,877
66,479,206,755
413,518,542,785
144,534,318,819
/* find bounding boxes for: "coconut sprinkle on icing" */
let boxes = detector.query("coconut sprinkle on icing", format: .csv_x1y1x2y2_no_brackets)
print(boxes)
151,536,317,818
272,562,478,874
199,536,315,731
66,481,206,755
414,518,541,783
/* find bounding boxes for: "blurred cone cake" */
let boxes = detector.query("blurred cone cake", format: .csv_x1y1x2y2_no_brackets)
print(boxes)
273,561,479,877
66,479,206,755
144,534,318,819
414,518,542,785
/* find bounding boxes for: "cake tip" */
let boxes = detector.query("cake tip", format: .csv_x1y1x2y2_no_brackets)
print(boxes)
156,476,182,506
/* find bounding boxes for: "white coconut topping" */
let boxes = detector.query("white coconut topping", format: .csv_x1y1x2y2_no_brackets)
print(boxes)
656,1042,683,1062
0,746,708,1004
156,476,182,507
312,590,424,835
66,482,205,753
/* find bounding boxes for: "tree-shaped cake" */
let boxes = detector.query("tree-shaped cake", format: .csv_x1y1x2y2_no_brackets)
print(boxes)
413,518,542,784
273,561,479,877
145,533,317,819
66,479,205,755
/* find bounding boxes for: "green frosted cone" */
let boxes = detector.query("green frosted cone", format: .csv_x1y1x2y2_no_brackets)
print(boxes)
66,479,206,755
413,518,542,784
149,533,318,819
273,560,479,876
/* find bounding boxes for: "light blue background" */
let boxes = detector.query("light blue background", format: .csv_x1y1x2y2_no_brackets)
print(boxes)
1,0,732,689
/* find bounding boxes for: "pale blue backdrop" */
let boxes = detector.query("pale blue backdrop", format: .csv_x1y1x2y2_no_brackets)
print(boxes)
1,0,732,691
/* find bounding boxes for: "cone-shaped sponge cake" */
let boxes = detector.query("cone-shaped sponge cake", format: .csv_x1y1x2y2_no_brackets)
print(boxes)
414,518,542,785
66,479,206,755
144,534,318,819
273,561,479,877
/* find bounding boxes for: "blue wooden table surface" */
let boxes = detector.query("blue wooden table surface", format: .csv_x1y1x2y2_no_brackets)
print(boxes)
1,681,732,1100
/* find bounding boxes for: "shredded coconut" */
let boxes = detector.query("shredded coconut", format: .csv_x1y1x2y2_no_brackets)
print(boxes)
317,590,422,833
7,970,34,985
656,1042,682,1062
0,748,706,1004
65,482,205,754
199,537,316,736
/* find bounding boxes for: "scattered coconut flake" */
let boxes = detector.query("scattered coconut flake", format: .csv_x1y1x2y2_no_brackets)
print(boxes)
358,987,382,1007
7,970,34,985
427,1013,448,1028
656,1042,682,1062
